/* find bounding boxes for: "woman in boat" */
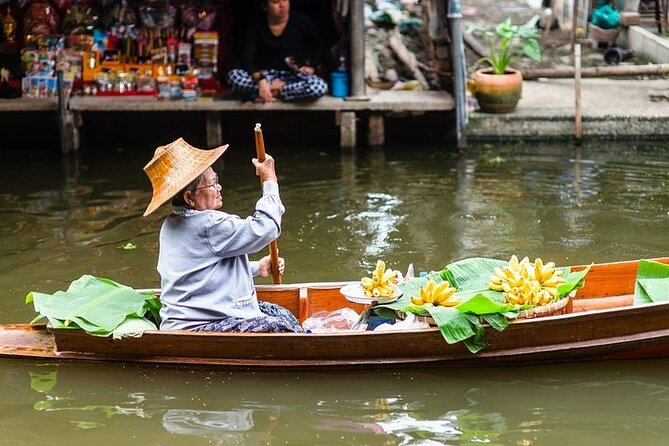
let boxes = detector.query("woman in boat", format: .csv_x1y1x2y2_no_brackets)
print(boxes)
227,0,328,103
142,138,302,333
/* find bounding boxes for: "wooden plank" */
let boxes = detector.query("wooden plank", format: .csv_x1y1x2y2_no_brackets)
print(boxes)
0,98,58,111
67,91,454,113
304,286,367,318
367,114,385,146
255,287,301,319
339,111,356,149
205,111,222,146
46,300,669,365
571,257,669,298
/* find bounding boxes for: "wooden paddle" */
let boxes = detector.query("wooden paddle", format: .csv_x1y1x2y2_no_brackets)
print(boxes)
254,123,282,284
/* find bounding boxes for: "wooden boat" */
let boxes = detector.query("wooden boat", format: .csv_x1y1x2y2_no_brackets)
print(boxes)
1,257,669,368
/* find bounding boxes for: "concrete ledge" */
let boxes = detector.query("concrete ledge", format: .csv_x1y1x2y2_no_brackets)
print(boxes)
68,90,454,113
467,77,669,141
0,98,57,111
468,113,669,140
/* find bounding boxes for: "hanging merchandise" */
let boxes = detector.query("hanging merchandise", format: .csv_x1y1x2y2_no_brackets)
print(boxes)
61,2,100,34
102,0,137,29
139,0,177,29
23,0,60,38
180,0,216,31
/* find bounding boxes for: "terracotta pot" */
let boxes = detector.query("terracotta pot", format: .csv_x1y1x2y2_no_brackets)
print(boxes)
472,68,523,114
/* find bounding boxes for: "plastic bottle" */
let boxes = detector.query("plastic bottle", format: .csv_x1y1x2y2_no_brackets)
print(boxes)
330,55,349,98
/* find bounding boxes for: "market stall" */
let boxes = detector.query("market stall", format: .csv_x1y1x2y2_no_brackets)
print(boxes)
0,0,238,99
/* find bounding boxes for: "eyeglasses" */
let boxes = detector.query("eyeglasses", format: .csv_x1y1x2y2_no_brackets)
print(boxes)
194,176,220,191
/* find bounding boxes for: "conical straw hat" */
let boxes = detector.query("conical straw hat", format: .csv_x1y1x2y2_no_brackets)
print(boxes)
143,137,228,216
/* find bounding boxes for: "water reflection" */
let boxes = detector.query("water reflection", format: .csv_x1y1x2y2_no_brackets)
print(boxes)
6,359,668,445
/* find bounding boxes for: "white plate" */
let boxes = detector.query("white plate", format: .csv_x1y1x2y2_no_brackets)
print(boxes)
340,283,402,305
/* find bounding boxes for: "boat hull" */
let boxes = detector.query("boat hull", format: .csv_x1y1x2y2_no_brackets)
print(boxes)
2,257,669,368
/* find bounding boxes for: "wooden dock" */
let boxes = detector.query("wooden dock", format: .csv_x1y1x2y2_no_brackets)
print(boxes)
0,90,454,151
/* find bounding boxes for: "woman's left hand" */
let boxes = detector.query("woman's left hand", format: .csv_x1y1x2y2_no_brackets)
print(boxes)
259,255,285,277
299,66,314,75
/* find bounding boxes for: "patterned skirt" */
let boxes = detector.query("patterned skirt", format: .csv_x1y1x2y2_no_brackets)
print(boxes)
193,301,303,333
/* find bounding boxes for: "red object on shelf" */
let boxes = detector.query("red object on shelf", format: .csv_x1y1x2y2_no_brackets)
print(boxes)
95,90,157,96
199,77,224,94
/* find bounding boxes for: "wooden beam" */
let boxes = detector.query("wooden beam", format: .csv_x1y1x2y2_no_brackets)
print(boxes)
367,114,385,146
339,111,357,150
205,111,222,146
522,63,669,79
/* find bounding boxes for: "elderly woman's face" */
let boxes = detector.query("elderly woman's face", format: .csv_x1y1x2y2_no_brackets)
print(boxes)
189,167,222,211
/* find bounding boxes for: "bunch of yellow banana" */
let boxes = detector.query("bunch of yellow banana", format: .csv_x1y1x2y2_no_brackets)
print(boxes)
360,260,398,298
488,255,565,306
410,280,459,307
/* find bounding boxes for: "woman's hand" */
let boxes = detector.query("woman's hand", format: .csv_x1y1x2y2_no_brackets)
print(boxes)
259,255,285,277
257,78,274,103
252,154,278,182
299,66,315,75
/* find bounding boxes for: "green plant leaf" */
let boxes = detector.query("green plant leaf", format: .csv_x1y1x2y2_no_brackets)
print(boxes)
635,260,669,304
456,292,514,315
27,275,160,336
522,39,542,61
30,371,57,394
476,17,542,74
439,257,508,291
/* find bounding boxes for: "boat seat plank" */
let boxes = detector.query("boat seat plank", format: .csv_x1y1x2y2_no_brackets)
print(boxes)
255,287,301,319
571,294,634,312
304,287,367,320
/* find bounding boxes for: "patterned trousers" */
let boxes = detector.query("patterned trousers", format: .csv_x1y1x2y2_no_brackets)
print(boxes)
193,301,303,333
227,68,328,102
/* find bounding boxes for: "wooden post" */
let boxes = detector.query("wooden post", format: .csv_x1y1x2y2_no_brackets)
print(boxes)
338,111,357,151
448,0,467,149
206,111,222,146
570,0,579,51
367,114,385,147
57,71,77,153
350,0,365,97
542,0,555,43
574,43,582,141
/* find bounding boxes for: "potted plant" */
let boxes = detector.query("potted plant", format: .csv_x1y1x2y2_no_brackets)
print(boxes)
471,18,542,113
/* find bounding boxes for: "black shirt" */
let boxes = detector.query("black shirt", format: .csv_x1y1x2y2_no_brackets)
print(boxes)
241,11,324,73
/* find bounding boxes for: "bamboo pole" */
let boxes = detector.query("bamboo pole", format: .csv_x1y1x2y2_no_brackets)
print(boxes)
521,63,669,79
570,0,579,51
254,123,282,285
574,44,582,141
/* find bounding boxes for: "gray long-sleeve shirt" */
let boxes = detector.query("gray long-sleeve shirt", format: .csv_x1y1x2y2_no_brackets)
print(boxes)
157,181,284,330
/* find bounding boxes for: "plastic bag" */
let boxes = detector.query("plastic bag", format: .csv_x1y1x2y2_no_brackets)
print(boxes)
302,308,362,333
373,312,430,331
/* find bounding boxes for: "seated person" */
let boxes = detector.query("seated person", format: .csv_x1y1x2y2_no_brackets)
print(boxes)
142,137,302,333
227,0,328,102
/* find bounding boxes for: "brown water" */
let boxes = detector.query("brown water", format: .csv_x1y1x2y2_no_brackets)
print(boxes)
1,140,669,445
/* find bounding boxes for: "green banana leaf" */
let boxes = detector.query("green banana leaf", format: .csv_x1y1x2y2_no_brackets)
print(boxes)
634,260,669,304
378,257,591,353
27,275,160,337
439,257,508,290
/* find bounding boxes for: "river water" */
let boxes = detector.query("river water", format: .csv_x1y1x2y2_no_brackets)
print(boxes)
1,139,669,445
